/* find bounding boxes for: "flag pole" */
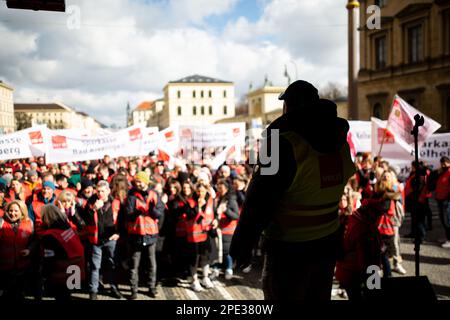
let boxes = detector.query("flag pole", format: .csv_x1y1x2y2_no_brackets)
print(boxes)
376,96,396,157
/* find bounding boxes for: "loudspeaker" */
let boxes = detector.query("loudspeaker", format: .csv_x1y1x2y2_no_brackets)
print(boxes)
365,276,437,301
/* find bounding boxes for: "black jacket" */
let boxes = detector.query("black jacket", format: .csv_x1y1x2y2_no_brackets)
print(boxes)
230,106,352,265
82,195,117,244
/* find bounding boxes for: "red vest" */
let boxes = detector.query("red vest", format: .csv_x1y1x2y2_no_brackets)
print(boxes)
435,168,450,201
42,228,85,285
127,191,159,236
378,200,396,236
219,206,240,235
175,199,192,238
84,199,120,245
186,197,214,243
0,218,34,271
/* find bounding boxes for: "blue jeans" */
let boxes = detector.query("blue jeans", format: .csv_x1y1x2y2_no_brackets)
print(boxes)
88,240,117,294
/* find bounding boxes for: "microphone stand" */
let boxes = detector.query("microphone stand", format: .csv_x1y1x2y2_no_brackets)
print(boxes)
411,114,424,277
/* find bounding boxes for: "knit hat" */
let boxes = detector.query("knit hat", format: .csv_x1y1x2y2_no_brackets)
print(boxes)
135,171,150,185
27,169,38,178
42,181,56,190
2,174,13,185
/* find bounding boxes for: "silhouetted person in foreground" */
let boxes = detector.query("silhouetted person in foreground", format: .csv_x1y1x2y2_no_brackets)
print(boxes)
230,80,355,301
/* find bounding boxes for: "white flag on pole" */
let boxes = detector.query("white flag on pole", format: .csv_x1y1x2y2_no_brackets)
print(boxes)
387,95,441,145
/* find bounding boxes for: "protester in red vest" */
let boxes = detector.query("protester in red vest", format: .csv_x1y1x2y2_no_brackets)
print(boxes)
10,179,26,202
185,181,217,292
375,171,402,278
125,171,164,299
213,179,239,280
28,181,56,232
40,204,85,300
435,157,450,248
82,180,122,300
335,198,385,300
0,200,36,300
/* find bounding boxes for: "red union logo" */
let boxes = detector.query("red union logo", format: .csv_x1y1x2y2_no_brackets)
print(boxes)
233,128,240,137
52,135,67,149
29,131,43,144
165,131,175,142
181,128,192,139
377,128,395,144
128,128,142,141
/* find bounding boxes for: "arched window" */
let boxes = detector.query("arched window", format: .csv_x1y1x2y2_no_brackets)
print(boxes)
223,105,228,115
201,106,205,115
193,106,197,116
373,103,382,118
177,106,182,116
209,106,213,115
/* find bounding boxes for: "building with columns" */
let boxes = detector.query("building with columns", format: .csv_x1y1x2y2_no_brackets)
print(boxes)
0,81,15,133
357,0,450,131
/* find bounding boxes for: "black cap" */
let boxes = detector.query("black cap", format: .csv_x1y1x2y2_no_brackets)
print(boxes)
80,177,94,190
278,80,319,106
157,161,165,167
278,80,319,112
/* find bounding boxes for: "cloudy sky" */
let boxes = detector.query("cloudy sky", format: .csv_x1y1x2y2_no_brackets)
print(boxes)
0,0,348,127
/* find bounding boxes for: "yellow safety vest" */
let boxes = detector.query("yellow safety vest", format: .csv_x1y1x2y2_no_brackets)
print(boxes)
264,131,355,242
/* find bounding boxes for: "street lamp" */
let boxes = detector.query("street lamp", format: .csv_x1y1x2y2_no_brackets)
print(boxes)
290,60,298,80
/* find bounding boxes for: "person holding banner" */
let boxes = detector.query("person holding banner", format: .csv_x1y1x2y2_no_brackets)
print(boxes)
435,157,450,248
231,80,355,301
125,171,165,299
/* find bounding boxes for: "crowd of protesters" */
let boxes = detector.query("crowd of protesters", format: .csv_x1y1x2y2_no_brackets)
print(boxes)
0,152,448,300
334,153,450,300
0,154,251,300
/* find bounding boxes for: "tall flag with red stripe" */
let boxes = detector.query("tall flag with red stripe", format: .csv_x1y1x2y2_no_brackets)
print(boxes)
387,95,441,145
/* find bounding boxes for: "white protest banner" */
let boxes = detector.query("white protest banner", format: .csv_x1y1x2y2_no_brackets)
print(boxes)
413,133,450,170
389,133,450,177
0,127,39,160
27,125,49,157
209,144,237,170
371,117,413,160
387,95,441,145
158,126,179,156
178,123,246,149
348,121,371,153
45,125,144,164
140,127,159,156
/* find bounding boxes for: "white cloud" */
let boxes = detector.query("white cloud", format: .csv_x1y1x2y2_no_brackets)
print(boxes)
0,0,349,127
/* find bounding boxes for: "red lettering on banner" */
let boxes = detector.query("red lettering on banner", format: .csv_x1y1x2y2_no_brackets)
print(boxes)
29,131,43,144
319,153,343,188
377,128,395,144
128,128,142,141
52,135,67,149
